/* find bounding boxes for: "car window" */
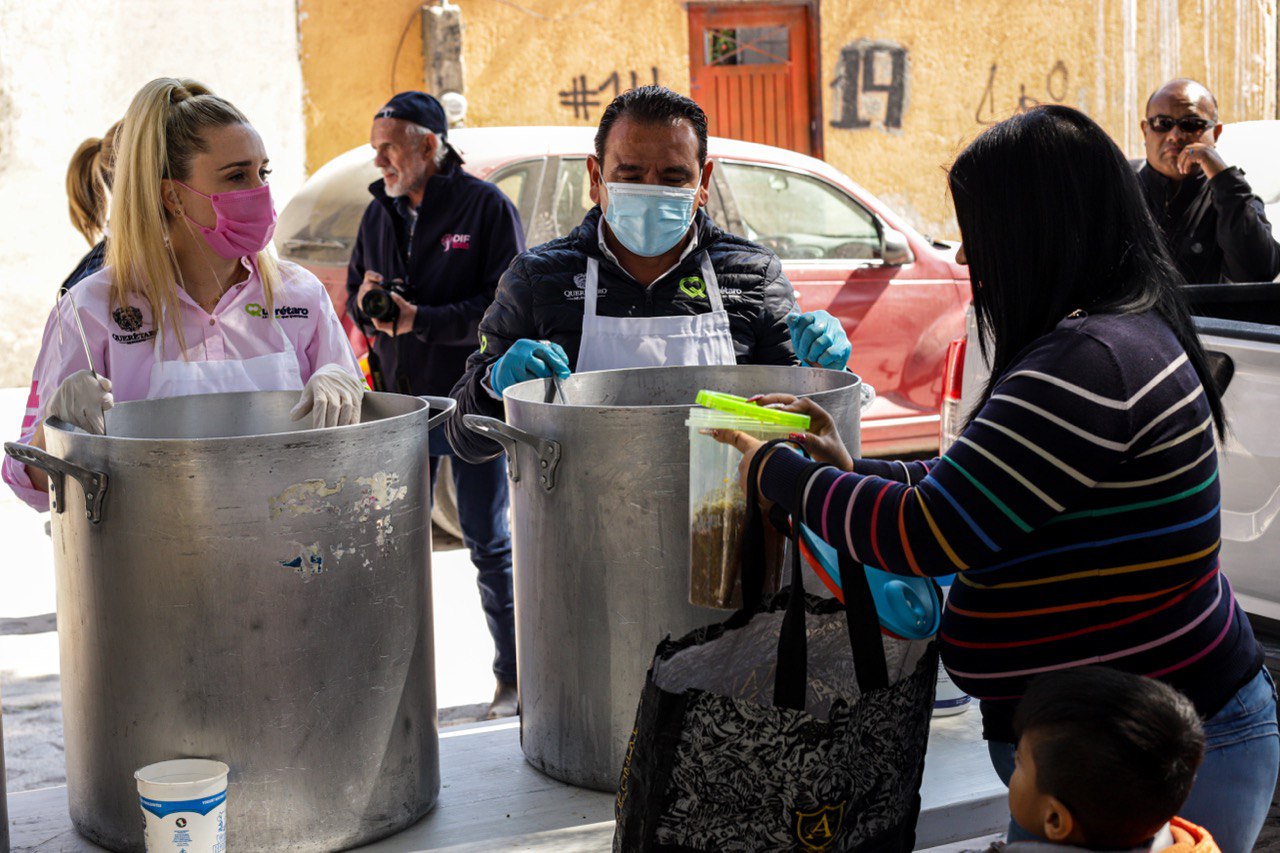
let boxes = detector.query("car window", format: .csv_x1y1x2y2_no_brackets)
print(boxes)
489,158,546,231
717,162,881,261
550,158,594,238
274,155,380,268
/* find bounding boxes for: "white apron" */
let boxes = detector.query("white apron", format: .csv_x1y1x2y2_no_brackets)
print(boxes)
575,254,737,372
147,310,304,399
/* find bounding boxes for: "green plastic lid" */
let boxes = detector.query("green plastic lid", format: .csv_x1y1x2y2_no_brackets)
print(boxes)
695,390,811,429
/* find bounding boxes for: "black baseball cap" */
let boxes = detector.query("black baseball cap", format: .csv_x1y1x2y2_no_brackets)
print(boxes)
375,91,448,138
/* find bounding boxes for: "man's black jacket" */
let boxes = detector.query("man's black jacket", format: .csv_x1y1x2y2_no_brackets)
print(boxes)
1136,162,1280,284
446,207,799,462
346,164,524,397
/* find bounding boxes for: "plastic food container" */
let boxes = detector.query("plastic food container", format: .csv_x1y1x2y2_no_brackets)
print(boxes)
686,391,810,609
135,758,229,852
797,524,941,640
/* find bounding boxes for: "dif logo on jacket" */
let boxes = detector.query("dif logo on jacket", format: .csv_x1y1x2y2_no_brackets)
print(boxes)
441,233,472,252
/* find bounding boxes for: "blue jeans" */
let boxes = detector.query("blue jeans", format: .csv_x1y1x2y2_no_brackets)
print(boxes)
988,667,1278,853
428,427,517,684
1179,667,1279,853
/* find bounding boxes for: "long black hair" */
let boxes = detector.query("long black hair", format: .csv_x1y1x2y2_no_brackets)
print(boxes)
949,105,1225,437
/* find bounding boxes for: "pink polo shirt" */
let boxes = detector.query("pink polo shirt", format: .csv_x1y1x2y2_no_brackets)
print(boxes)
4,259,361,510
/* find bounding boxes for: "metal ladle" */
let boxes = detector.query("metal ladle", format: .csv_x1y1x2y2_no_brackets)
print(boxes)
538,340,569,404
550,374,569,405
56,287,107,434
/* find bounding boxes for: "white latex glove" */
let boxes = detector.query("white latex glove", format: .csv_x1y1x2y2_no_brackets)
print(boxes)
46,370,113,435
290,363,365,429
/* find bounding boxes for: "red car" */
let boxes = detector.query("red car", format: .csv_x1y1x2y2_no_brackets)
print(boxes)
275,127,970,456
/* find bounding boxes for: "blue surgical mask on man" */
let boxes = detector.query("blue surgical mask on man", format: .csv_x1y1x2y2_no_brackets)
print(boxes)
603,183,699,257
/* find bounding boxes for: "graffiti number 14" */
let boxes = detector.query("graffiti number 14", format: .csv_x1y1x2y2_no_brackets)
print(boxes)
830,40,909,131
559,68,660,121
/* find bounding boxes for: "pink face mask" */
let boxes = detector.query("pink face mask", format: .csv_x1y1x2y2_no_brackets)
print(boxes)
175,181,277,260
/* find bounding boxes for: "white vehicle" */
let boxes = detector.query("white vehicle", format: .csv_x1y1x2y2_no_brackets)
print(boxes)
1216,120,1280,228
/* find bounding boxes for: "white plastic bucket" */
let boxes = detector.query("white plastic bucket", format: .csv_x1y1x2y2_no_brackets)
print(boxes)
934,663,972,716
135,759,229,852
932,576,971,717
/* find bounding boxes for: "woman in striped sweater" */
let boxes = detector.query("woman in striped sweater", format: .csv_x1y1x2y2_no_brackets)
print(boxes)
713,106,1277,852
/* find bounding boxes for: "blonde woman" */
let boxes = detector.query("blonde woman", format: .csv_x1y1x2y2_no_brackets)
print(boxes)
62,120,120,291
4,78,363,509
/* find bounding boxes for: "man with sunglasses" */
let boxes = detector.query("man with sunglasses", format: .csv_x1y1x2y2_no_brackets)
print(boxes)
1136,78,1280,284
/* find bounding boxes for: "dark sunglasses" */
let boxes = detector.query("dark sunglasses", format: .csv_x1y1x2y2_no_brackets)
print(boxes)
1145,114,1215,134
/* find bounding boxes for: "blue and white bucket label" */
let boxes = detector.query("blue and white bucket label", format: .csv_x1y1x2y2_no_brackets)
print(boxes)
933,660,972,716
139,789,227,852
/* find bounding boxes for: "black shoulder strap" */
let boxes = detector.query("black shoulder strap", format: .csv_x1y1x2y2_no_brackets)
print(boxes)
838,552,890,693
772,460,892,710
772,465,814,710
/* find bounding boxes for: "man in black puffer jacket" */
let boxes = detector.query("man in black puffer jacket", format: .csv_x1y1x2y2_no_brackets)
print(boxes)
447,86,851,463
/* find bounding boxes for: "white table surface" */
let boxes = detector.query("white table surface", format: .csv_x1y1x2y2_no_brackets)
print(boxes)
6,709,1006,852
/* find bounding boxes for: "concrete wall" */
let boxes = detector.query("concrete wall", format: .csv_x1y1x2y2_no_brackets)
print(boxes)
0,0,307,387
299,0,1276,242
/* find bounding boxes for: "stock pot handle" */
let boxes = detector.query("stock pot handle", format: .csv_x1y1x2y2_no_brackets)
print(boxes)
860,383,876,412
4,442,108,524
462,415,561,492
418,395,458,431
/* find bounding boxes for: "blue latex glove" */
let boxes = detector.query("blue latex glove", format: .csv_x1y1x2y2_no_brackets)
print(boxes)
786,310,851,370
491,338,571,395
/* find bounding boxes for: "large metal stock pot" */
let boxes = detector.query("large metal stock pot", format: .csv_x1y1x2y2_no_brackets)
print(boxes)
4,391,452,852
464,365,870,791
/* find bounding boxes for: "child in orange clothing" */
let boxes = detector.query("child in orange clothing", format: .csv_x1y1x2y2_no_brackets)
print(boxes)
997,667,1220,853
1161,817,1217,852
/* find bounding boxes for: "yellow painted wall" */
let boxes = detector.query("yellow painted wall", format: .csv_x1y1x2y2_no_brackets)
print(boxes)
461,1,690,128
299,0,1277,237
817,0,1276,236
299,0,433,172
298,0,691,172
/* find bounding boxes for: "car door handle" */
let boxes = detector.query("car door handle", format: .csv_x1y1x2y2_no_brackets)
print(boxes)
1207,350,1234,395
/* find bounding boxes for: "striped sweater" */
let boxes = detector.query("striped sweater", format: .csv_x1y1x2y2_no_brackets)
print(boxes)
762,309,1261,742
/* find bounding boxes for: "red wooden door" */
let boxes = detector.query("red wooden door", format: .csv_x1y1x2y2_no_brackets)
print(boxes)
688,4,817,156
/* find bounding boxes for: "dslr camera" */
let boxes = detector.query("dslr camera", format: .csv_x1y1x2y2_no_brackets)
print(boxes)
360,278,412,325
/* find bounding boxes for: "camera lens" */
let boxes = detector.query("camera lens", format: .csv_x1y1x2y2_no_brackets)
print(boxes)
361,288,396,322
